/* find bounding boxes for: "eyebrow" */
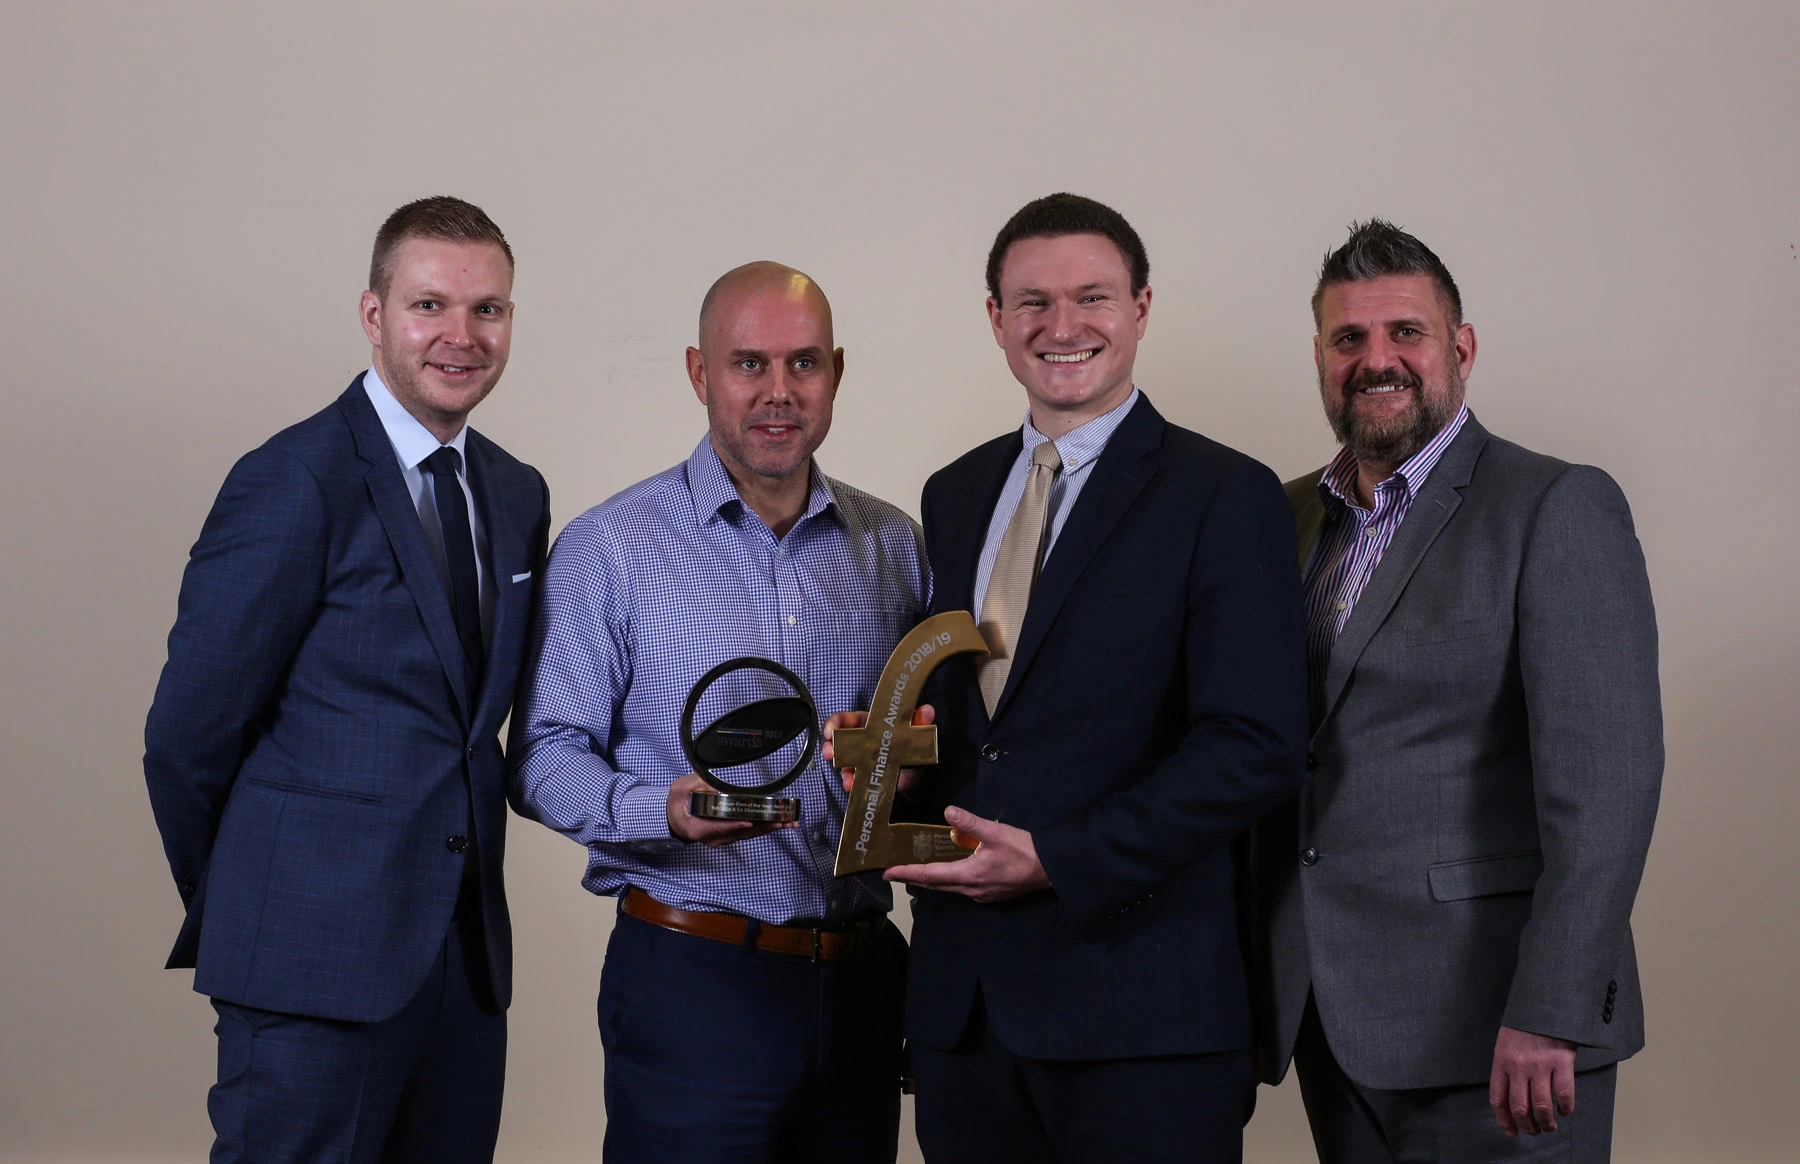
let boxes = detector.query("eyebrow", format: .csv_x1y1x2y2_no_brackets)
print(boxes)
1010,281,1115,301
728,346,827,361
1329,316,1430,340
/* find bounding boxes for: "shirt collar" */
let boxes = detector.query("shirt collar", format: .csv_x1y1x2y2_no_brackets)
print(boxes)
685,435,839,530
363,365,468,472
1318,404,1470,510
1021,386,1140,472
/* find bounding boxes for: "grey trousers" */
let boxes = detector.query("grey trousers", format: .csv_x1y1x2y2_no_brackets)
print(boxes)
1292,999,1617,1164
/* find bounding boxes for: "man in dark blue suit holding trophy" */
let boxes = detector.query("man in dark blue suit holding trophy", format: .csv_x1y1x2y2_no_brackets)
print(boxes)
144,196,550,1163
884,194,1310,1163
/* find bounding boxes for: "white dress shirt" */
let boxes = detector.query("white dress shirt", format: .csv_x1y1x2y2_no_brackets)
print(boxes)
363,367,494,640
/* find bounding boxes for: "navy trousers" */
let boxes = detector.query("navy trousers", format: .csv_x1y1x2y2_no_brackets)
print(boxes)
911,989,1255,1164
207,899,504,1164
597,907,907,1164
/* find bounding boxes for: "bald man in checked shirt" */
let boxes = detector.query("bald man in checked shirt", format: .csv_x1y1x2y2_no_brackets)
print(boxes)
509,262,925,1164
1250,221,1662,1164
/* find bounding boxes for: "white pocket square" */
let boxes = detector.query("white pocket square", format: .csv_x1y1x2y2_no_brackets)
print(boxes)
511,571,533,583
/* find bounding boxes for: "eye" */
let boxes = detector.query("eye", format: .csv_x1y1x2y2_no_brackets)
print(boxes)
1397,326,1420,338
738,358,762,372
476,303,500,315
1080,294,1107,304
793,357,814,371
416,299,440,311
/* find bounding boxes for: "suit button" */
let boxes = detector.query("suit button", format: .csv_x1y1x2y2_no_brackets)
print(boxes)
446,834,469,853
980,744,1003,762
1305,753,1319,771
1300,847,1319,866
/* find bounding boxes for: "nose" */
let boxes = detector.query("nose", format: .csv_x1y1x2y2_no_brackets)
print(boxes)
1046,300,1082,342
766,365,794,404
443,309,476,348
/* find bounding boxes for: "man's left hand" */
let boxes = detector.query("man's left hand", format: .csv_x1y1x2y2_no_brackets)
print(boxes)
1489,1025,1578,1136
883,807,1050,903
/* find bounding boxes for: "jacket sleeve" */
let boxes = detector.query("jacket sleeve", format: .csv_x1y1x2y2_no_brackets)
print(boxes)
1033,459,1311,929
142,447,329,906
1503,464,1663,1045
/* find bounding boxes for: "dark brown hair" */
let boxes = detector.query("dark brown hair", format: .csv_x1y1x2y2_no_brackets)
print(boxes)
986,193,1150,301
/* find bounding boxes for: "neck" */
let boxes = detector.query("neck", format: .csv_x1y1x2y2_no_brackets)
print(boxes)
1029,380,1133,440
1351,460,1396,509
713,439,811,539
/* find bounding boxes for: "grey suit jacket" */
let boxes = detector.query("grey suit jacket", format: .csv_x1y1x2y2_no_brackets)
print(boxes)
1251,411,1663,1090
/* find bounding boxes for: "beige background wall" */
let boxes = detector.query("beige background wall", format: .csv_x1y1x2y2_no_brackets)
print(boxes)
2,2,1795,1160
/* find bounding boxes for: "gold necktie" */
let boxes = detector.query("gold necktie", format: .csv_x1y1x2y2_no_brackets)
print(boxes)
977,439,1062,715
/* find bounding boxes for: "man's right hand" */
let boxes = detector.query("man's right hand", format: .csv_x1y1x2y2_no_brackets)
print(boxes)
666,773,797,846
824,706,935,793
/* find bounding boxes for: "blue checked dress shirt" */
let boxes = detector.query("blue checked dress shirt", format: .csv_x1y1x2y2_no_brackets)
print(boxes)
510,436,931,924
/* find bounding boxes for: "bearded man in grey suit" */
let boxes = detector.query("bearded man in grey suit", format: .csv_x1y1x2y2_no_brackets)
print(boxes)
1251,220,1663,1163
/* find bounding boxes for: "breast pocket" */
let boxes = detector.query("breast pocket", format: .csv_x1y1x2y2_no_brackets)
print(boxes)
1401,613,1509,646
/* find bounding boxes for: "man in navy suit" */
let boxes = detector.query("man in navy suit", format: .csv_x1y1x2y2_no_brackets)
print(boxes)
883,194,1308,1162
144,196,551,1163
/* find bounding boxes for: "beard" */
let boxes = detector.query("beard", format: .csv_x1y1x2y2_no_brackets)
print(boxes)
1321,363,1464,470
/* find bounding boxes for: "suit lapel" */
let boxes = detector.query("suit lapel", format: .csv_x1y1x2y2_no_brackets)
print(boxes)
467,434,519,734
993,395,1161,721
1287,469,1327,569
1316,415,1490,726
943,436,1021,615
340,378,473,722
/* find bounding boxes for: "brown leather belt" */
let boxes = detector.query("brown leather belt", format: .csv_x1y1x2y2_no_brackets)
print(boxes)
621,887,880,962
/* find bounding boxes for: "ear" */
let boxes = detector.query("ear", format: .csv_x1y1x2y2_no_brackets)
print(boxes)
828,347,845,400
1454,322,1477,382
1133,285,1152,339
686,347,708,405
986,296,1005,348
360,290,383,348
1313,334,1325,375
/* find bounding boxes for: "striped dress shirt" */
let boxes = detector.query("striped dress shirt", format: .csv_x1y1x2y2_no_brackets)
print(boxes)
509,437,930,924
1303,406,1470,714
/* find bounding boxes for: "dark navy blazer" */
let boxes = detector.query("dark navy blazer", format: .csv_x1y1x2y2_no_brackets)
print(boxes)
144,377,550,1023
906,393,1308,1060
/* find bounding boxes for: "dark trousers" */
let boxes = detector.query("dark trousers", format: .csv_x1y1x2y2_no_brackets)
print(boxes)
1293,997,1618,1164
912,989,1255,1164
207,896,504,1164
597,908,907,1164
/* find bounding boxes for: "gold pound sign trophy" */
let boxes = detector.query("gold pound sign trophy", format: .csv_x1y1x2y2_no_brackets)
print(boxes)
833,612,989,875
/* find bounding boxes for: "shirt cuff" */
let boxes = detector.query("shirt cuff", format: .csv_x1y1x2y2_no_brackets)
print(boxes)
616,780,679,845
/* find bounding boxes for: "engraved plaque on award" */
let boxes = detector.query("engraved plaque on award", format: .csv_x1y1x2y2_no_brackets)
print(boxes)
833,611,989,874
682,657,819,822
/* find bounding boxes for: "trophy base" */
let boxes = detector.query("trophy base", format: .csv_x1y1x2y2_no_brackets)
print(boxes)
689,791,801,822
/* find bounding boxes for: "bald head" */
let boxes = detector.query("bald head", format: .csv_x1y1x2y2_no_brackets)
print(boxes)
697,261,834,352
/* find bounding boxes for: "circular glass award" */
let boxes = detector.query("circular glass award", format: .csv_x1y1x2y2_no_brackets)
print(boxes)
680,657,819,822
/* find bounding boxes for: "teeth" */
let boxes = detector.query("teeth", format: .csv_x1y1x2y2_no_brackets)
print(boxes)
1043,350,1095,363
440,366,468,373
1361,384,1406,393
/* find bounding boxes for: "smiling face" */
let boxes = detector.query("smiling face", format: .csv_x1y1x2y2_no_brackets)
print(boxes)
988,233,1150,437
360,237,514,442
687,273,842,486
1314,273,1475,473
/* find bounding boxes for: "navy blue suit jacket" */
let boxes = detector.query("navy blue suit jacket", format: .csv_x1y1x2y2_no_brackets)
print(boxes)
907,393,1308,1060
145,377,550,1023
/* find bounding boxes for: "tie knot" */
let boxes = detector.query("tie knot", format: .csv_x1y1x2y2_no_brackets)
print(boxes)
1031,440,1061,472
424,447,461,479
